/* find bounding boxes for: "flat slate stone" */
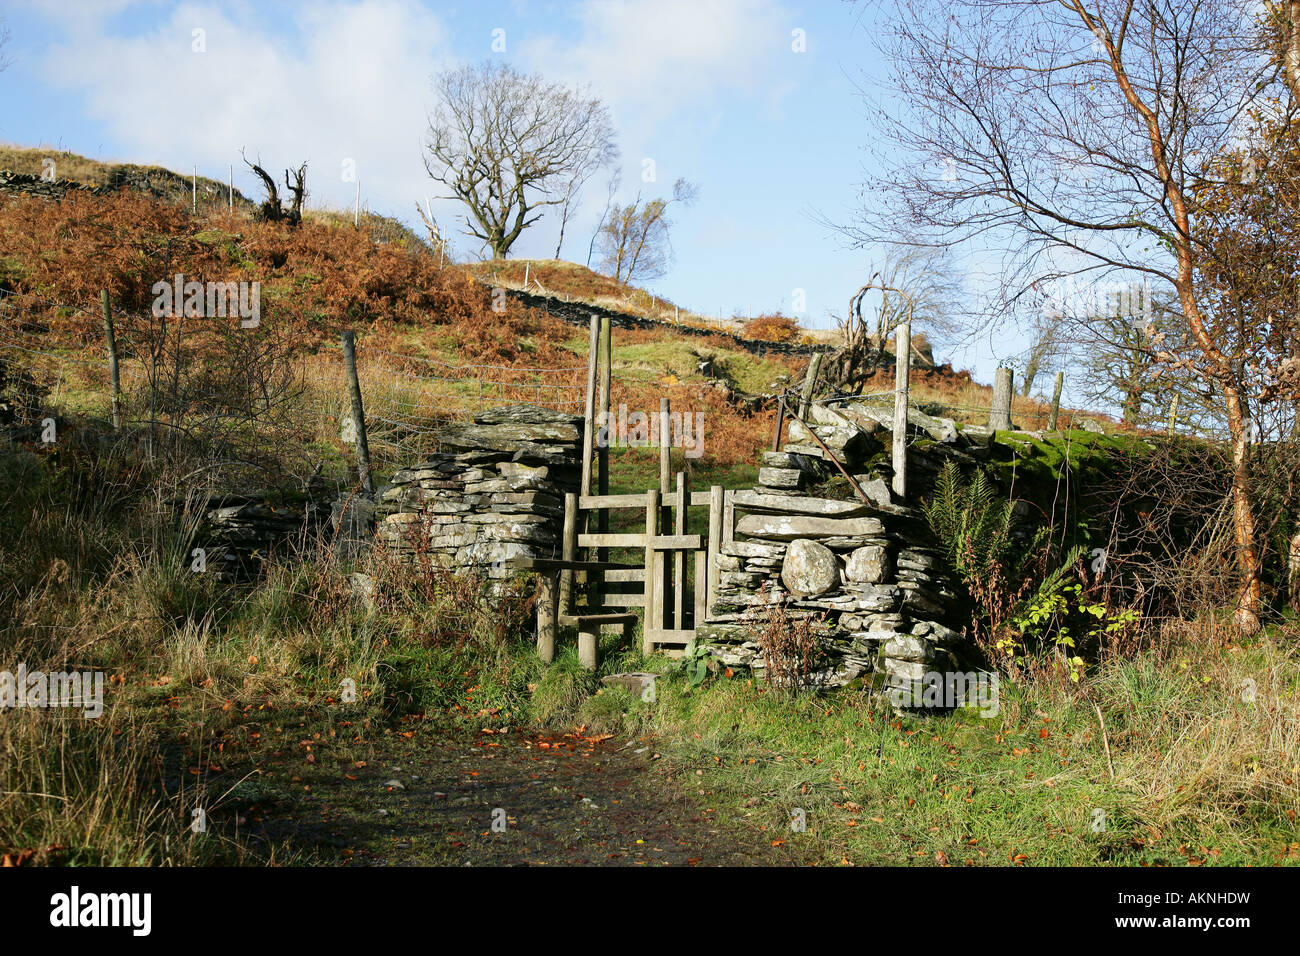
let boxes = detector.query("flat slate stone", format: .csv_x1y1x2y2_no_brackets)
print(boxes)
474,404,584,428
731,490,878,518
736,513,886,540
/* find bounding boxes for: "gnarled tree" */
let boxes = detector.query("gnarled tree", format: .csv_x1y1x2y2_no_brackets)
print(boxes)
424,62,618,259
243,153,308,228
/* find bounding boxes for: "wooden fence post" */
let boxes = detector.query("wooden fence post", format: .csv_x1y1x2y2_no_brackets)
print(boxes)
989,367,1014,432
643,488,660,655
771,400,785,451
694,550,707,629
891,318,911,499
658,397,671,495
594,315,612,613
100,290,122,430
798,352,824,419
659,396,672,527
1048,371,1064,431
560,492,578,616
580,315,598,498
706,484,723,617
674,471,688,630
537,572,557,663
598,314,611,499
341,330,373,494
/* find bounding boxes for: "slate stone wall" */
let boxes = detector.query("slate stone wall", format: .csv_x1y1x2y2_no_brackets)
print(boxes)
698,399,970,693
373,405,581,573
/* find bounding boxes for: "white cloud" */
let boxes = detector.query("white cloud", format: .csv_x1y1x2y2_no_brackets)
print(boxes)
39,1,458,230
28,0,799,260
520,0,793,134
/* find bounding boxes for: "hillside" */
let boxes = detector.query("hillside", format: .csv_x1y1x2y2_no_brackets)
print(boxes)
0,146,1103,477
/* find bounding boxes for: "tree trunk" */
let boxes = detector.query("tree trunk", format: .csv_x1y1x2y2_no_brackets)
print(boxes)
1286,1,1300,102
1224,385,1263,633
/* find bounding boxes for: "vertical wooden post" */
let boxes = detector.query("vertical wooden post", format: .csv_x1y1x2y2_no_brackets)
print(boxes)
658,397,671,496
580,316,599,498
643,488,660,655
597,316,611,508
341,331,373,494
798,352,824,419
577,316,599,606
536,572,557,663
1167,394,1179,436
101,290,122,430
578,624,598,671
658,397,672,535
989,367,1014,432
191,165,196,215
560,492,578,616
674,470,688,630
1048,371,1064,431
694,550,707,630
228,164,233,210
892,318,911,499
706,484,723,618
594,315,612,613
771,401,785,451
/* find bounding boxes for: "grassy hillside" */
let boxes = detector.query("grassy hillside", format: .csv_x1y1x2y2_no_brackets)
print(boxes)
0,146,1112,460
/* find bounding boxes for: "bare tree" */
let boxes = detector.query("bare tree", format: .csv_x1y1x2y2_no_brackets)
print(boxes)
861,0,1300,633
424,62,618,259
553,161,602,260
821,245,958,393
587,170,621,268
414,199,449,262
595,178,698,283
845,245,961,351
1019,318,1059,398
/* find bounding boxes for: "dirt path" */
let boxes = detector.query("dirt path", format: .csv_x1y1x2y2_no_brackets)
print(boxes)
250,725,807,866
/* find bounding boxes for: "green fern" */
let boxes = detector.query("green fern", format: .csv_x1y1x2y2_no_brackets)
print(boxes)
924,461,1018,582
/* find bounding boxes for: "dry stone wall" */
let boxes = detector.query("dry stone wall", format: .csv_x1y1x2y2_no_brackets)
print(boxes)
373,405,581,573
698,400,969,694
0,169,113,201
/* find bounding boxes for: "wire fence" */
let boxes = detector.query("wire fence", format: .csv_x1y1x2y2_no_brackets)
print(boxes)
0,290,586,481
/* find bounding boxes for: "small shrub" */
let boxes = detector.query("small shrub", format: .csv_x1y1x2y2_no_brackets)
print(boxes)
741,313,801,343
745,587,829,695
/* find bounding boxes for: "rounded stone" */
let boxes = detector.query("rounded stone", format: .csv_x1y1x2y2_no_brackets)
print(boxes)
780,538,839,596
846,545,891,584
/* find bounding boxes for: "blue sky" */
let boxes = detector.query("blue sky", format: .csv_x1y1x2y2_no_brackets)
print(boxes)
0,0,1026,386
